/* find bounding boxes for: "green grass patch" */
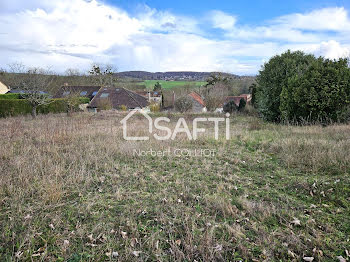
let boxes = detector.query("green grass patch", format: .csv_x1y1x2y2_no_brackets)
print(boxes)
143,80,206,89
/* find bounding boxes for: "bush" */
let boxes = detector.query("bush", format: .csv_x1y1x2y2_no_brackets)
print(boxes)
38,99,68,114
256,50,350,123
120,105,128,111
96,98,113,110
223,101,237,113
280,58,350,123
0,99,32,117
256,50,316,122
238,98,246,112
174,96,193,113
78,97,90,104
0,93,23,99
150,103,160,112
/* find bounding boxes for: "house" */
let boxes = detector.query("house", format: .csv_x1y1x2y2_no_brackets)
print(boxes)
224,94,251,107
0,81,10,94
53,85,101,100
135,90,162,104
88,87,149,111
239,94,252,103
188,92,207,113
224,96,244,107
214,94,252,113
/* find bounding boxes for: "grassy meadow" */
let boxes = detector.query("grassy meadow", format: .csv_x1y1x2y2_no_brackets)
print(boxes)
0,112,349,261
143,80,206,89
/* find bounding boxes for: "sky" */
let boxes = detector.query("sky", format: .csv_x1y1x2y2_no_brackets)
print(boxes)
0,0,349,75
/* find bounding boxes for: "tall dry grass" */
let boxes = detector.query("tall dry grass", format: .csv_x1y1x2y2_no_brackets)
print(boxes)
0,112,349,261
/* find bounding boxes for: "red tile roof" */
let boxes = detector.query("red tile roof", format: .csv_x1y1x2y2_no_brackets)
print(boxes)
188,92,205,106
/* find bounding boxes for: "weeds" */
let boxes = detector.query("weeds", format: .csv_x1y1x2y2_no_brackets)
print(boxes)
0,113,349,261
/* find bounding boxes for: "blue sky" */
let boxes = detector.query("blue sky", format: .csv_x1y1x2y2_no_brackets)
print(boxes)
0,0,349,75
111,0,350,22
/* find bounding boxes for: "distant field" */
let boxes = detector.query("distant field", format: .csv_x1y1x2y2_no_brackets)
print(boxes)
143,80,206,89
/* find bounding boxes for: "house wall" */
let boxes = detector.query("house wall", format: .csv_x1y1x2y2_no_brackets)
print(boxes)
150,96,162,103
192,99,205,113
0,81,9,94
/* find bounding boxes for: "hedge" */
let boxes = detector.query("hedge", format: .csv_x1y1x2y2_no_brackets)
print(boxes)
0,93,23,99
0,99,32,117
0,97,90,118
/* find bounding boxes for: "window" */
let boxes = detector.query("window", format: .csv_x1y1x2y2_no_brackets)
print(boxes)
80,91,87,96
63,91,70,96
92,91,98,96
100,93,109,98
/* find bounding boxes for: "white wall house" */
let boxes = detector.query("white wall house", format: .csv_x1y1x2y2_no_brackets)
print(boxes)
0,81,9,94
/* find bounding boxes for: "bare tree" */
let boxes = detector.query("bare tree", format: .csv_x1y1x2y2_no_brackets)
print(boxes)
88,63,118,86
175,96,193,113
204,73,229,94
61,86,82,116
0,68,7,75
8,62,26,74
4,62,27,90
20,67,55,119
65,68,81,76
202,82,229,111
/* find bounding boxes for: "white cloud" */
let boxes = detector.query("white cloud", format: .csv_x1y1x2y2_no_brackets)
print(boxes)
306,40,350,59
136,5,201,34
223,7,350,43
210,10,236,30
274,7,350,31
0,1,349,75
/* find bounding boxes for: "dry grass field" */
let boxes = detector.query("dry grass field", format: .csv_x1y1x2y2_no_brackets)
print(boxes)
0,112,349,261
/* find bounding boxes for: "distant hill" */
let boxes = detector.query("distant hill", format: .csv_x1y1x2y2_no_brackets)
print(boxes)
116,71,254,81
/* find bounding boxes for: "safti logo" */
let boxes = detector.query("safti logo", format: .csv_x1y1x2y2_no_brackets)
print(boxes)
120,110,231,141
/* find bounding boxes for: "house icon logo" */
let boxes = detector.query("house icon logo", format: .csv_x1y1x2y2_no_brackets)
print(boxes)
120,110,153,141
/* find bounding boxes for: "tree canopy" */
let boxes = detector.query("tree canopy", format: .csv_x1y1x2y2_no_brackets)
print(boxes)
255,50,350,123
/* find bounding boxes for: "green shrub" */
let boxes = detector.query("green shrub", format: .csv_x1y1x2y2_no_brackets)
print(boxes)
120,105,128,111
38,99,67,114
280,58,350,123
238,98,246,112
150,103,160,112
78,97,90,104
256,50,350,123
0,97,90,118
223,101,237,113
256,50,316,122
0,93,23,99
96,98,113,110
0,99,32,117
